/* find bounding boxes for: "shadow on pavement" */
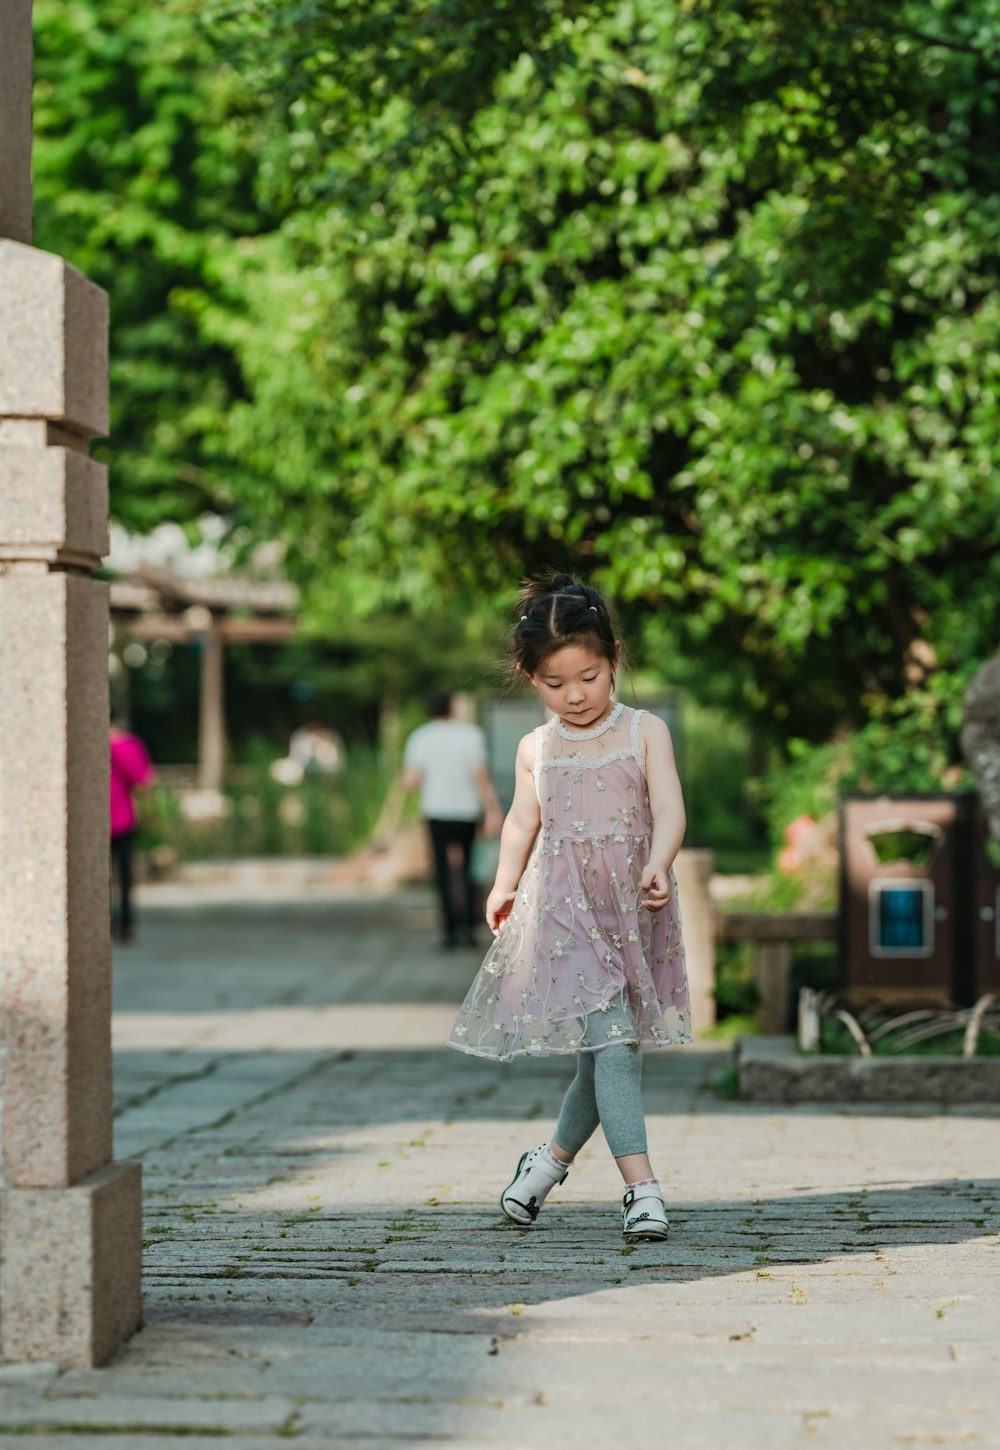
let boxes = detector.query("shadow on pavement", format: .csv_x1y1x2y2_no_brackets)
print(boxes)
140,1176,1000,1335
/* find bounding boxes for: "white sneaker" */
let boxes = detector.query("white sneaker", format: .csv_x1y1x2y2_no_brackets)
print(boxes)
500,1144,568,1225
622,1183,668,1241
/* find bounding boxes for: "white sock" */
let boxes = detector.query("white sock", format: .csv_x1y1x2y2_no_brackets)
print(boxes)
544,1144,572,1173
625,1176,659,1192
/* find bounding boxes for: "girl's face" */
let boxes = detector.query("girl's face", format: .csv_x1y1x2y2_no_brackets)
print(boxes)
530,642,620,729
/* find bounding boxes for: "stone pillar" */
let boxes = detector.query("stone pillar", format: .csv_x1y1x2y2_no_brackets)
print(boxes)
0,3,142,1367
674,848,716,1037
757,941,793,1035
198,623,226,791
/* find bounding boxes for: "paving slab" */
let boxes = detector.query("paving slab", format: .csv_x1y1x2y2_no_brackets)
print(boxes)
3,883,999,1448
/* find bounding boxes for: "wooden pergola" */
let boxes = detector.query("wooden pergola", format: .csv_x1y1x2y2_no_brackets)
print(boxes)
110,563,298,791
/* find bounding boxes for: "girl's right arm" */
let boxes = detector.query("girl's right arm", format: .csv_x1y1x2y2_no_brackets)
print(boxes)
485,732,541,934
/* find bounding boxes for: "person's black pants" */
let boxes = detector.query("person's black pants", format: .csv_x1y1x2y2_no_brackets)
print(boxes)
111,828,136,936
426,818,479,945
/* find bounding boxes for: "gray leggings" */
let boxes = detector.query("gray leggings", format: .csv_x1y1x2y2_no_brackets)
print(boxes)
554,1043,647,1159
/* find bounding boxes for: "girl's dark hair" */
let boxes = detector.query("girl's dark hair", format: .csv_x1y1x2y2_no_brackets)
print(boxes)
512,572,620,676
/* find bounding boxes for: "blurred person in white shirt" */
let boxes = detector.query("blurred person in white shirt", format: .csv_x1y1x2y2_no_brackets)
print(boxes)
402,691,503,949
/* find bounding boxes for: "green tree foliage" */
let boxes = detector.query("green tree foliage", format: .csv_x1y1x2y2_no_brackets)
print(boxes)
32,0,274,530
33,0,1000,764
191,0,1000,746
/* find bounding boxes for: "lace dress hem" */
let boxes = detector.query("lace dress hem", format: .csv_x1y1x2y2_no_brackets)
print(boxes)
446,1028,693,1064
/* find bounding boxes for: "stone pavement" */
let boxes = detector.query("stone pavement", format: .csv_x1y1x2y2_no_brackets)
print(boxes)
2,882,1000,1449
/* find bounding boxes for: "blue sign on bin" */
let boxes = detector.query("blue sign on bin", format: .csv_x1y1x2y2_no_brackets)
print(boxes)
869,880,933,957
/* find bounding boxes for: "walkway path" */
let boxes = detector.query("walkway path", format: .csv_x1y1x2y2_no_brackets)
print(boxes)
1,885,999,1448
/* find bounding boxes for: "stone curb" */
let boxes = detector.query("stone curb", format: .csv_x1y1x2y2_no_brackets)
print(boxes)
736,1035,1000,1104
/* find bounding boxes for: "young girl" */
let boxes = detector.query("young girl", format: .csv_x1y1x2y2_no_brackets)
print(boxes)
448,575,690,1240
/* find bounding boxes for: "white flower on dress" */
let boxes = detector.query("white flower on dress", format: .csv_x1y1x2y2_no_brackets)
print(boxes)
597,1000,612,1012
607,1024,625,1039
587,926,604,942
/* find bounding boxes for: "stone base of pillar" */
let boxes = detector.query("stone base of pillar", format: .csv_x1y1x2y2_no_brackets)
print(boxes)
0,1160,142,1366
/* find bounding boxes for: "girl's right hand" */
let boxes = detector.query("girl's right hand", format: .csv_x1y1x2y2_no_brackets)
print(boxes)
486,886,516,935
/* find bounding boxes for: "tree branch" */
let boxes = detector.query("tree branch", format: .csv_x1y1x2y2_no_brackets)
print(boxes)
891,24,999,63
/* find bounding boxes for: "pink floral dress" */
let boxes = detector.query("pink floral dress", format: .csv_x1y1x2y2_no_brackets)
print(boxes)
448,703,690,1061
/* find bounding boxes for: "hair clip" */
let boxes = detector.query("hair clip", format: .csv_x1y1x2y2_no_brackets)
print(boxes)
520,614,528,622
589,605,598,613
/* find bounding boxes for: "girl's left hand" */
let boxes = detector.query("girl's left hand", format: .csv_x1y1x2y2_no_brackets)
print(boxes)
640,864,672,913
485,885,517,935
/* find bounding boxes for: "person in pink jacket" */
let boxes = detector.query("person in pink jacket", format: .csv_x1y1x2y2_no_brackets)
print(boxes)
110,709,156,942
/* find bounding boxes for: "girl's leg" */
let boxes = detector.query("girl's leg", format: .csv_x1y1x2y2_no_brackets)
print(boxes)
551,1050,599,1163
592,1044,655,1185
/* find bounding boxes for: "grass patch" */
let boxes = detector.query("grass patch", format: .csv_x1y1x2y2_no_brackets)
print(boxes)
818,1017,1000,1058
711,1063,741,1101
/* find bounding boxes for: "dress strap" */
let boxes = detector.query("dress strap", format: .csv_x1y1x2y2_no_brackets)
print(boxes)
532,724,544,797
630,708,646,765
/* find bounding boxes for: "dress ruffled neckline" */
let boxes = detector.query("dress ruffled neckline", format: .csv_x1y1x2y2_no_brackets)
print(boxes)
554,700,625,742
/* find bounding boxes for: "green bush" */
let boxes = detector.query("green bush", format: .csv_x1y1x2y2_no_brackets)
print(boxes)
138,742,395,861
760,680,974,851
679,698,770,874
712,938,840,1032
819,1019,1000,1058
713,940,759,1021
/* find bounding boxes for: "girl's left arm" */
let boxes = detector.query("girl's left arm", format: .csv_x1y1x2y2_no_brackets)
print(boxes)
638,713,686,913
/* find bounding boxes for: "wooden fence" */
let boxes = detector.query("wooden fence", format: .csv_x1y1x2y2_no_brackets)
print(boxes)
714,911,837,1033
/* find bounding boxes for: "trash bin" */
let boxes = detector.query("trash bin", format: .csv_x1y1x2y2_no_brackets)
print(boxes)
839,792,986,1006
